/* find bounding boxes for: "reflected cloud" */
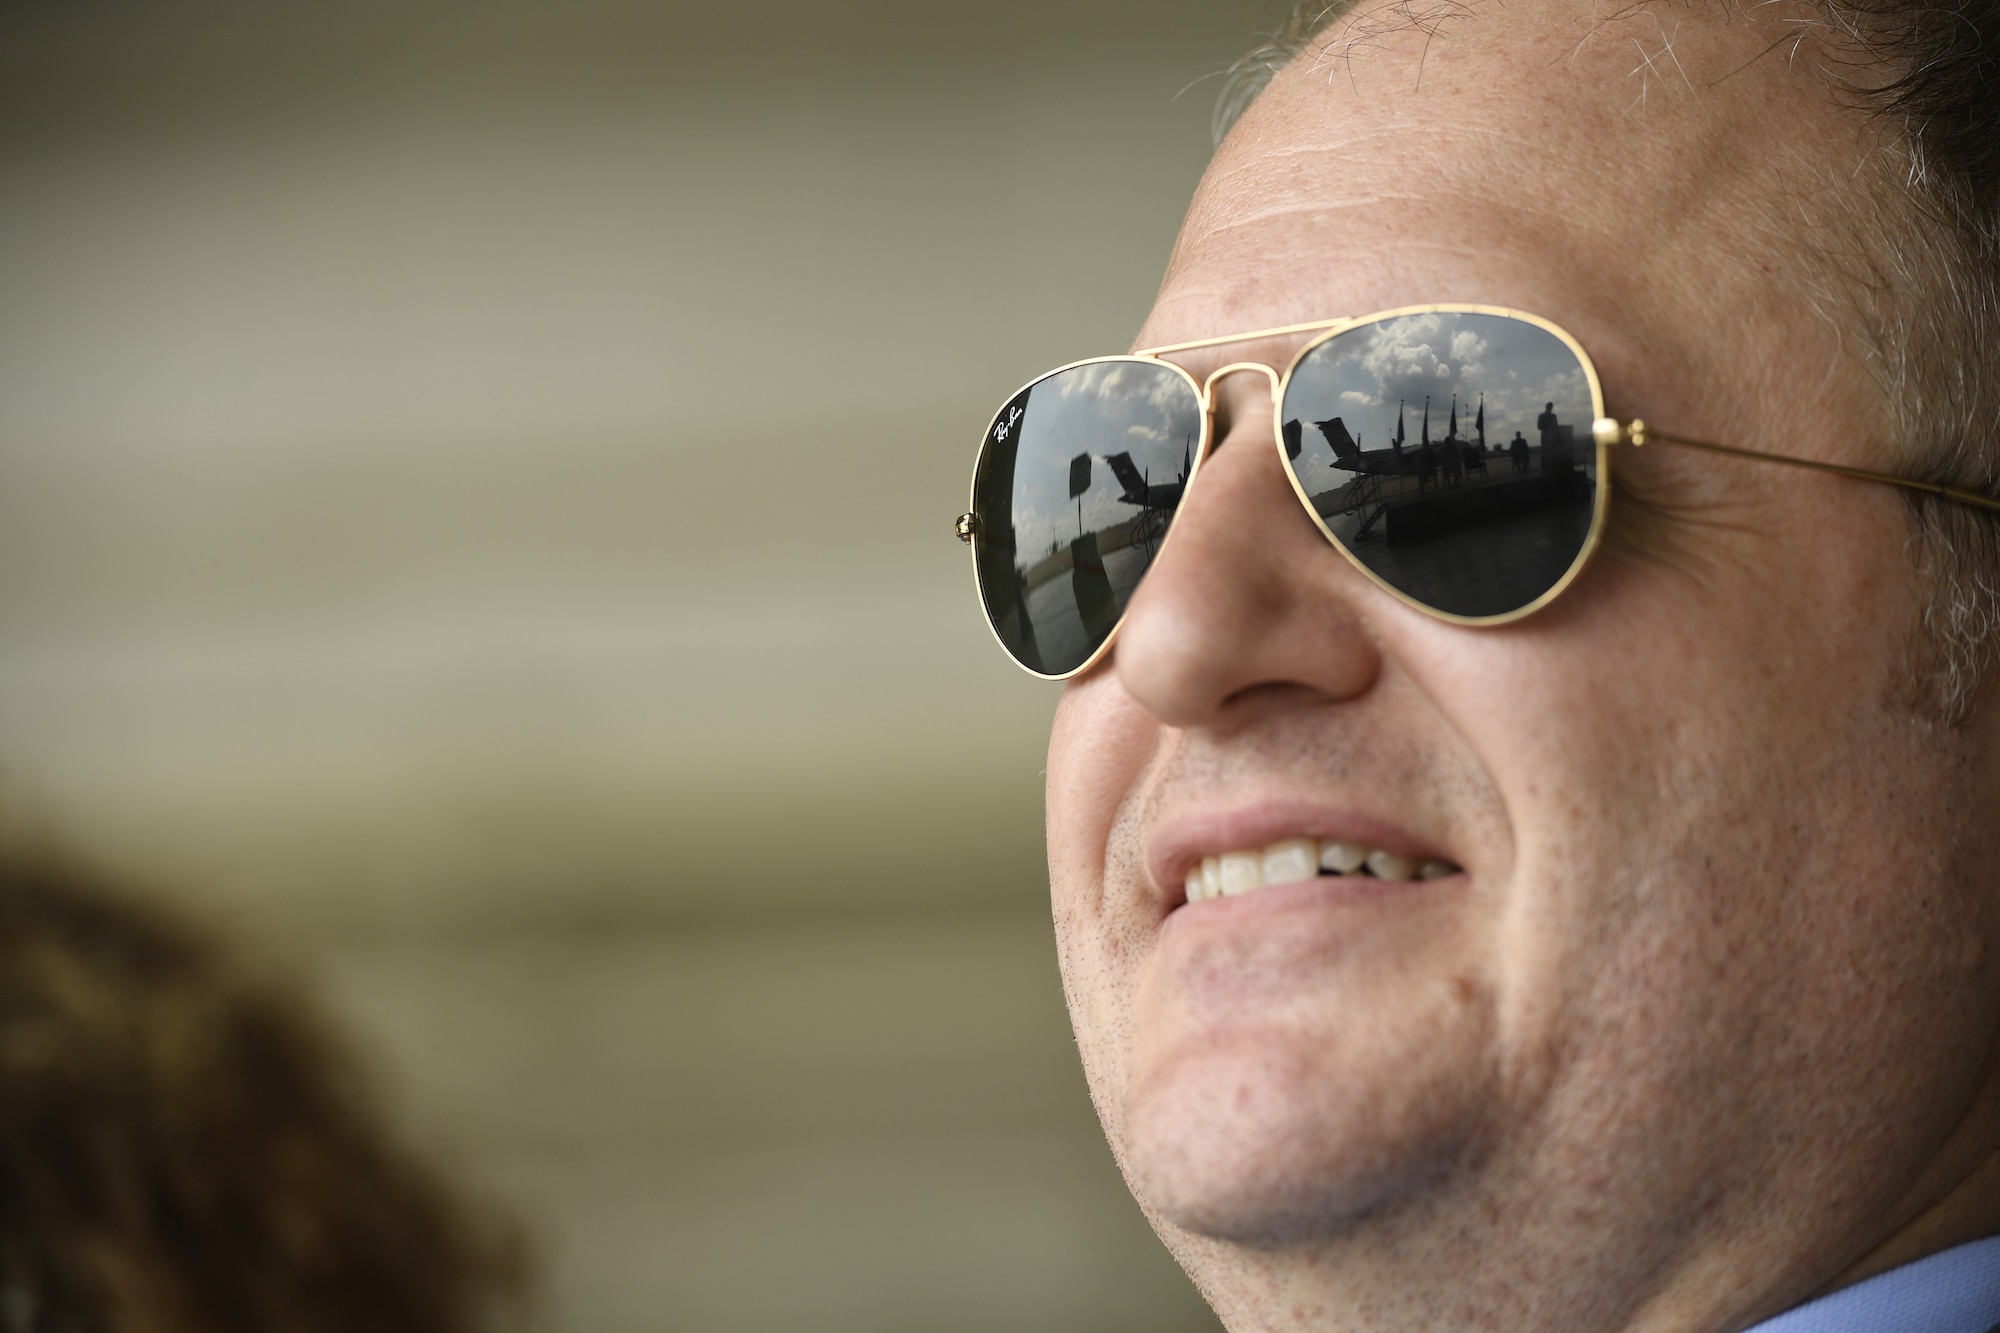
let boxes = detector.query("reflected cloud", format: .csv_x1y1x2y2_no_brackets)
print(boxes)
1290,311,1593,459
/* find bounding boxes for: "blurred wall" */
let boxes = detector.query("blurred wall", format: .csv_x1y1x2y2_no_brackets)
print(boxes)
0,2,1262,1328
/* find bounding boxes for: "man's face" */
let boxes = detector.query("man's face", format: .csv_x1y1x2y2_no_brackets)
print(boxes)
1047,4,2000,1326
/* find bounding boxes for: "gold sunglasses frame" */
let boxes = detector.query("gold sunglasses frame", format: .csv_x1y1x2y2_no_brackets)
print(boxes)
959,302,2000,682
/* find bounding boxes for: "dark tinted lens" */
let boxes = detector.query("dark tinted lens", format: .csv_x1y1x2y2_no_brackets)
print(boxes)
1279,311,1601,619
971,359,1203,675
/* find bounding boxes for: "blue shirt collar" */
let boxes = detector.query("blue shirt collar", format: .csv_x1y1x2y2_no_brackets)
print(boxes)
1747,1237,2000,1333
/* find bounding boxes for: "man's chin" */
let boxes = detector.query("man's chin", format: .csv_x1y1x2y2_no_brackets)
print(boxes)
1119,1034,1493,1248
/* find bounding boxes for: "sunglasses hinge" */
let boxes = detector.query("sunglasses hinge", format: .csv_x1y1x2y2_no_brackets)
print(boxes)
1593,417,1643,448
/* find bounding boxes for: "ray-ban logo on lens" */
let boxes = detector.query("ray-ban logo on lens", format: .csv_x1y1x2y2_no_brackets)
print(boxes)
994,402,1023,444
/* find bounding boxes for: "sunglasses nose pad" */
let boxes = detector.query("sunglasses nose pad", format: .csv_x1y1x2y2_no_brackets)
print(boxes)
1199,361,1283,447
1276,310,1604,621
969,359,1207,677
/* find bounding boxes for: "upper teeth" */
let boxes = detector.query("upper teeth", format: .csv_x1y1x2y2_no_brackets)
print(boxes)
1183,837,1458,902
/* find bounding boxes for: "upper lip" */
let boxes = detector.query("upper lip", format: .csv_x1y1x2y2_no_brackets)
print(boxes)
1146,798,1455,911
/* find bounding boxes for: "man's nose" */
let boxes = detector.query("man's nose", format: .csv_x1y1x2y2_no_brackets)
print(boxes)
1108,368,1383,728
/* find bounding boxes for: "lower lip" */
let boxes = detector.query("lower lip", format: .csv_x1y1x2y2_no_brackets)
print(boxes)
1163,872,1462,930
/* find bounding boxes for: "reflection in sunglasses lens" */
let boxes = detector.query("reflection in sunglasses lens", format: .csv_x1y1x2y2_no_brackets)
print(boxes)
972,360,1204,676
1279,312,1600,620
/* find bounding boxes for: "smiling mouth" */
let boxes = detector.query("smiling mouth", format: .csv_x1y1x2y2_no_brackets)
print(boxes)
1183,838,1462,903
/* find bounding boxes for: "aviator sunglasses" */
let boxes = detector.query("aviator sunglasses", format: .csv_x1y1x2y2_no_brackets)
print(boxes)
956,303,2000,680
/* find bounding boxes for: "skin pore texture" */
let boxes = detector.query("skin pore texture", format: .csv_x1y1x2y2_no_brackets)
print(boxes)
1044,4,2000,1331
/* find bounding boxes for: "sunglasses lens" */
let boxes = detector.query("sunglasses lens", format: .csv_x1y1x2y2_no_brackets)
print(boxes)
971,359,1203,676
1279,311,1602,620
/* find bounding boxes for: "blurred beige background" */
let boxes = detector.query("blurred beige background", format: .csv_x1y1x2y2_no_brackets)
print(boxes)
0,2,1263,1328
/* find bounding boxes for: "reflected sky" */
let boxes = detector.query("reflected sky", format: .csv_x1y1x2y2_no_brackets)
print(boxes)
1006,360,1200,570
1283,311,1593,480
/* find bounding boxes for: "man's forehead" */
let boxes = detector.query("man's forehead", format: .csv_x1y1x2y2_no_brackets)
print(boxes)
1137,0,1881,358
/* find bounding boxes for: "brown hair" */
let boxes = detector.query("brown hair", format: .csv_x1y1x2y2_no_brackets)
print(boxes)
0,851,526,1333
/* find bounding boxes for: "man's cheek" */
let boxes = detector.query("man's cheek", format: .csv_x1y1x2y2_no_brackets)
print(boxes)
1046,671,1159,908
1047,673,1163,1147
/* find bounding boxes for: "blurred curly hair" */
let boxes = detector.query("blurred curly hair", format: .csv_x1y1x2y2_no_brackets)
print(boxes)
1217,0,2000,722
0,850,527,1333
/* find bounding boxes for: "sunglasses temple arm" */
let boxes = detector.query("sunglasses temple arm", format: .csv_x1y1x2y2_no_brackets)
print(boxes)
1594,418,2000,515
